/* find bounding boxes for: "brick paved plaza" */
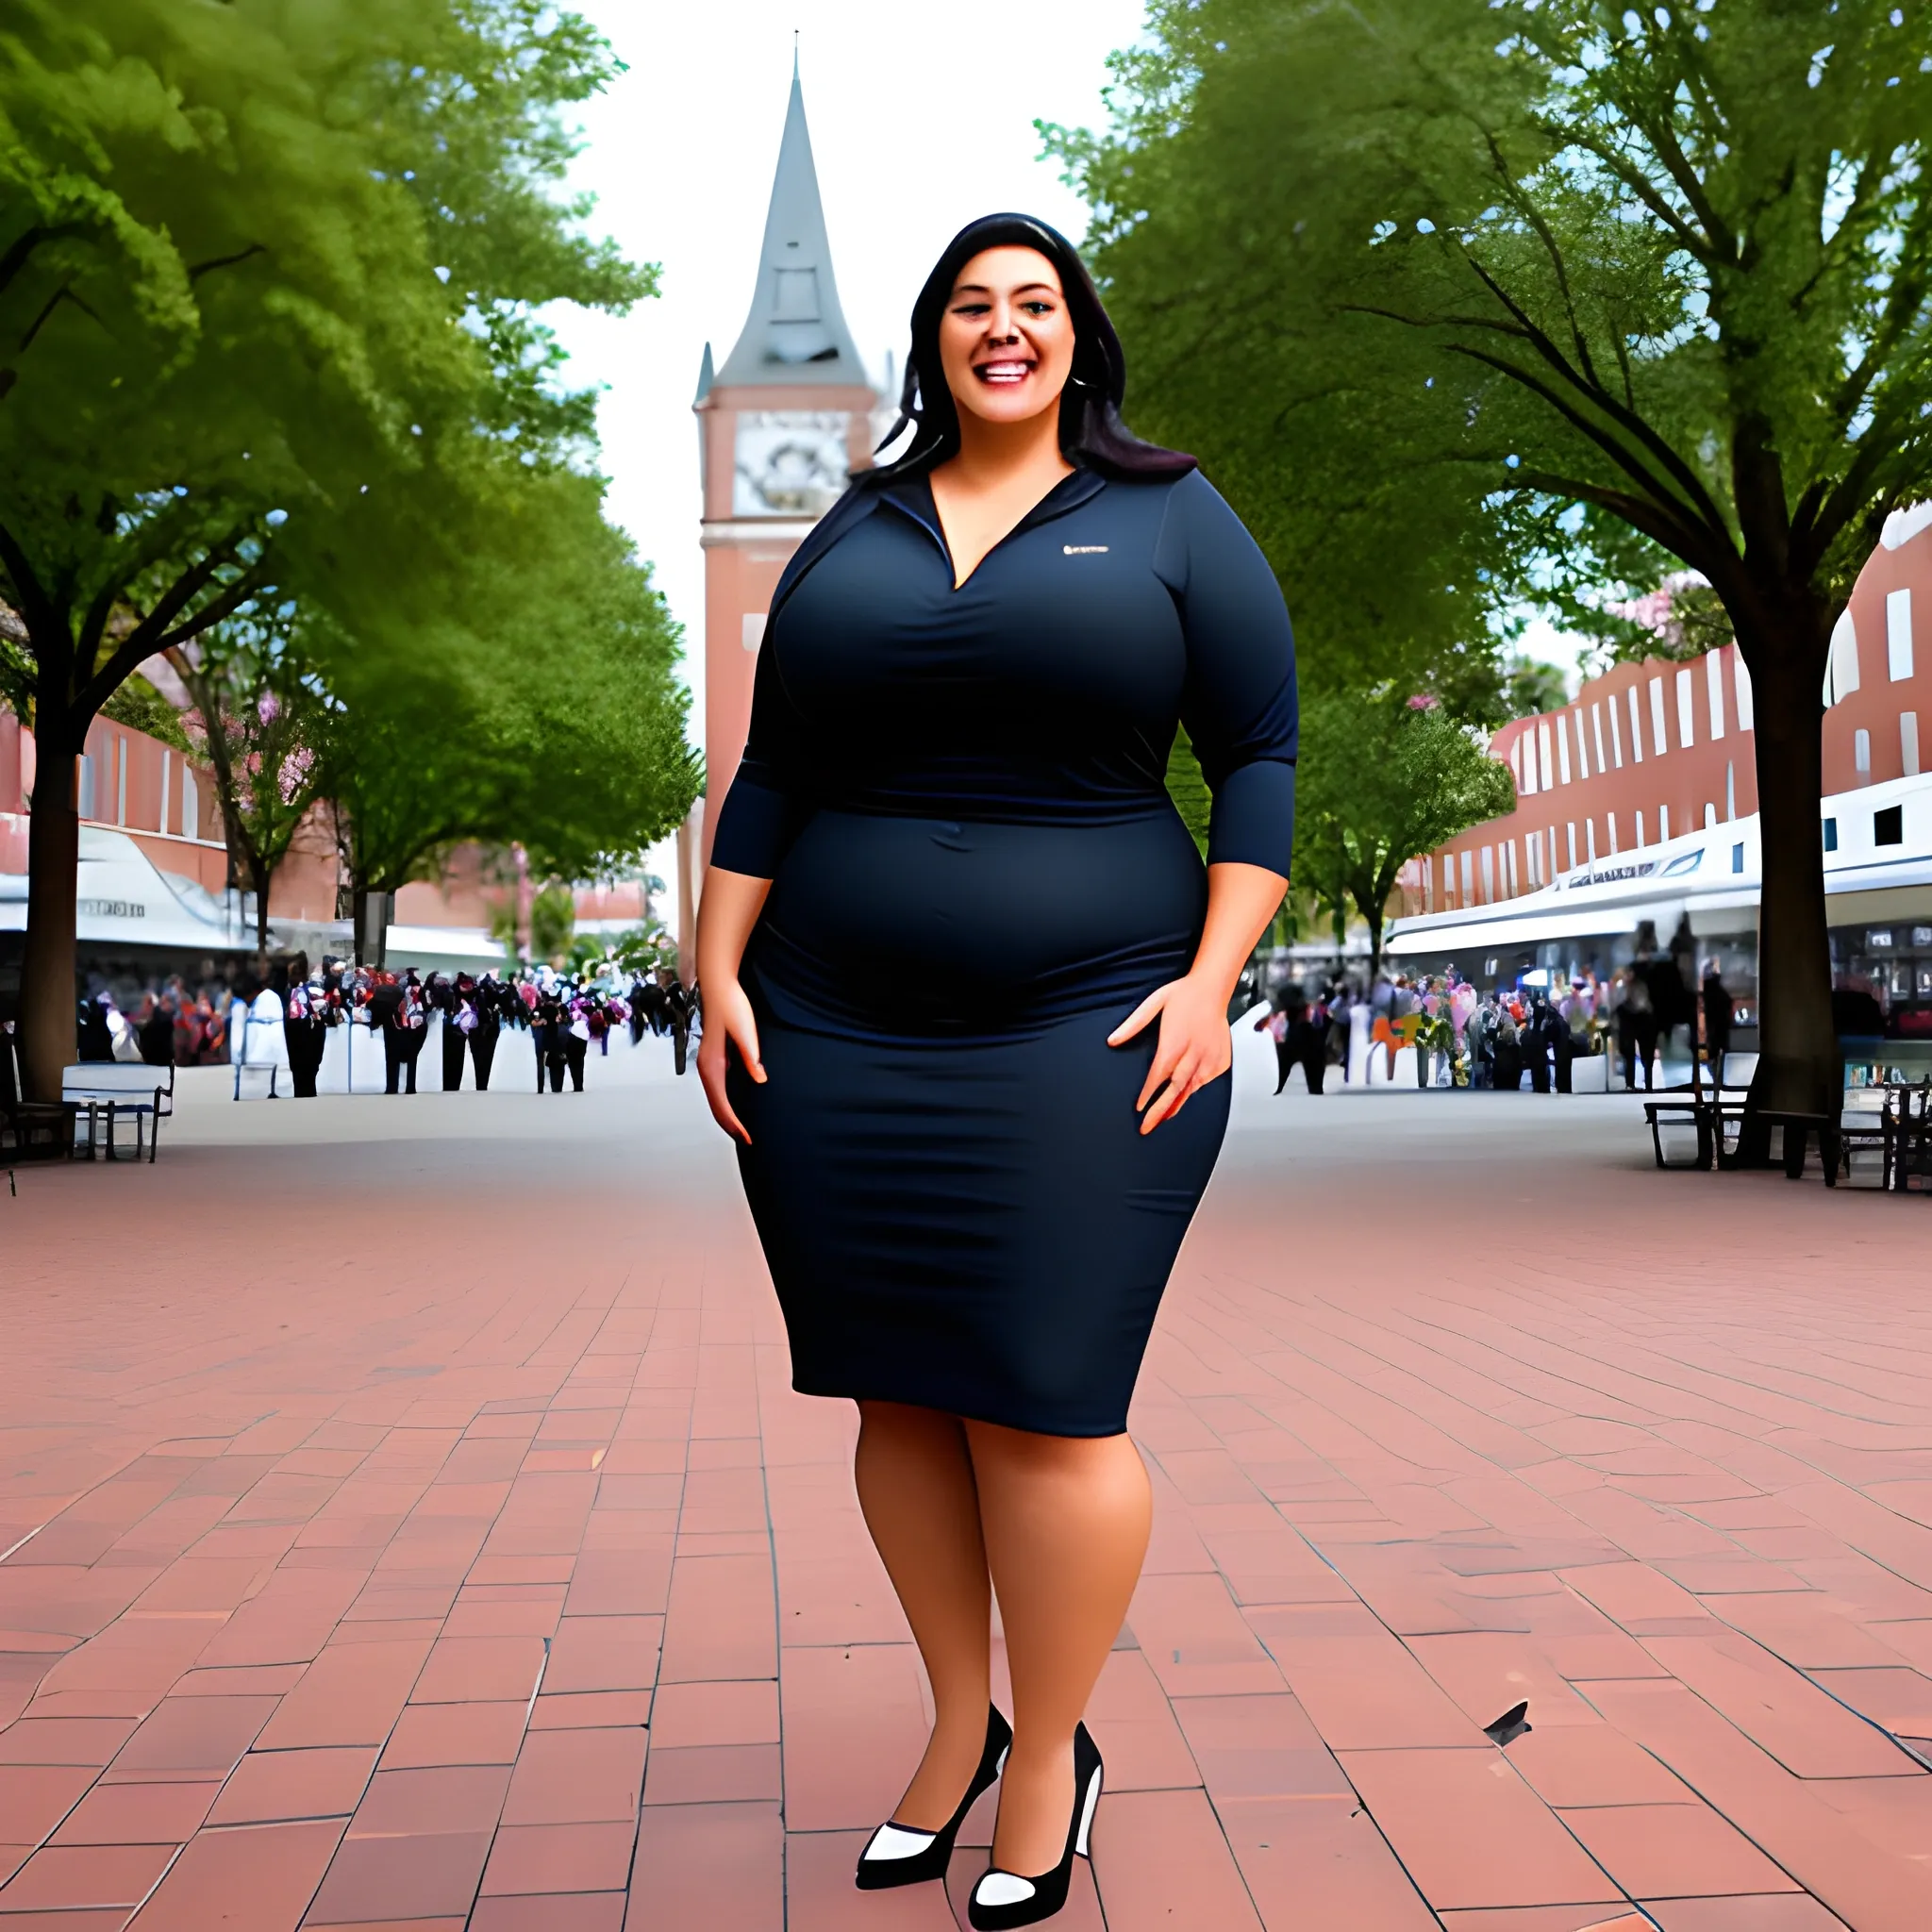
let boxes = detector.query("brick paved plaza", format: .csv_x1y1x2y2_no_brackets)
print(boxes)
3,1039,1929,1931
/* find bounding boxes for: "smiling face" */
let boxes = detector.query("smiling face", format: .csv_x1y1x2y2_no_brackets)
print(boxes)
936,245,1076,429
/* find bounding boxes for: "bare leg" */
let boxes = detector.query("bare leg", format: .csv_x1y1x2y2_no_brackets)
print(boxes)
854,1400,993,1830
965,1422,1151,1879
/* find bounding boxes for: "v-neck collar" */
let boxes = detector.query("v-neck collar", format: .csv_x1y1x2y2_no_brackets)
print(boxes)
880,466,1108,587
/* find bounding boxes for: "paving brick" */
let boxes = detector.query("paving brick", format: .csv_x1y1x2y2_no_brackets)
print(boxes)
49,1779,219,1844
783,1827,965,1931
642,1742,780,1805
1338,1747,1623,1912
0,1841,177,1909
0,1766,93,1843
1560,1801,1800,1897
254,1641,428,1751
479,1822,636,1895
103,1694,278,1783
307,1831,493,1924
501,1727,645,1826
646,1678,776,1749
130,1815,344,1931
780,1642,928,1832
1217,1793,1438,1931
1089,1787,1263,1931
12,1054,1932,1927
625,1801,780,1930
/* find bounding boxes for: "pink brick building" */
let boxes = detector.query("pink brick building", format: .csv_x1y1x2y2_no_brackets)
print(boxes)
1390,508,1932,1024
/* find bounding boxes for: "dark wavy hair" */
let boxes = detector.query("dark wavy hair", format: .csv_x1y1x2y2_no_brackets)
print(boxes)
859,212,1195,487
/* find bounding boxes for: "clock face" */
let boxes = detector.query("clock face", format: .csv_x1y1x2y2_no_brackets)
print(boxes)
733,411,851,517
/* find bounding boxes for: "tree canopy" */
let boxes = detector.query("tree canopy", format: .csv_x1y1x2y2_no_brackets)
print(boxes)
314,472,699,962
1052,0,1932,1109
1294,694,1517,971
0,0,691,1094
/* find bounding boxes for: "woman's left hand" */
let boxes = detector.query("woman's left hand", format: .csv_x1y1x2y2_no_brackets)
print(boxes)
1108,973,1234,1134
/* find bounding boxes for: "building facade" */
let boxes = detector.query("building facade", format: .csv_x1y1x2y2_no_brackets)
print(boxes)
1,704,656,987
1416,506,1932,922
1390,508,1932,1024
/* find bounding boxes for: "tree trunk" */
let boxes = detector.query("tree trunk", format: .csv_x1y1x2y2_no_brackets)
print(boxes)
352,885,390,968
18,725,79,1101
250,852,274,958
1741,625,1840,1122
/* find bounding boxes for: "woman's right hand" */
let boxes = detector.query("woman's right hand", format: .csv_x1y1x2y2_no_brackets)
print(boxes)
696,974,764,1143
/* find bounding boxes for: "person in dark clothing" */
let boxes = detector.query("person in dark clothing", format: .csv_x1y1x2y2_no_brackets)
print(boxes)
1524,998,1554,1092
391,973,428,1093
1493,1003,1523,1091
77,993,114,1062
662,974,694,1076
285,965,326,1097
137,998,175,1067
369,974,419,1097
1301,991,1329,1094
469,977,503,1091
533,988,567,1092
367,973,410,1095
1667,914,1698,1059
1254,987,1303,1094
1701,961,1733,1083
561,1009,588,1091
428,974,466,1091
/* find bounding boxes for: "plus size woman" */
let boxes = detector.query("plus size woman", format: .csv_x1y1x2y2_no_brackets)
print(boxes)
696,213,1296,1927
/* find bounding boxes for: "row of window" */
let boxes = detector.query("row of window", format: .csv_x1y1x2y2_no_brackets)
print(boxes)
1438,793,1738,910
1511,650,1754,798
1847,715,1923,778
77,741,202,841
1441,793,1920,913
1823,805,1907,853
1824,589,1917,707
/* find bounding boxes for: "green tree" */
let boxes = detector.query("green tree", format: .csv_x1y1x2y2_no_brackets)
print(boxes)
313,474,698,965
528,882,575,968
1052,0,1932,1116
0,0,653,1095
1294,694,1517,974
1502,655,1571,721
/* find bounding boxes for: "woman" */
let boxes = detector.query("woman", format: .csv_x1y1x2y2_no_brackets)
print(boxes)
695,213,1295,1928
1255,986,1304,1094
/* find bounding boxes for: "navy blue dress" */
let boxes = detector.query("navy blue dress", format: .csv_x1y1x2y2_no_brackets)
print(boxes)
711,463,1296,1436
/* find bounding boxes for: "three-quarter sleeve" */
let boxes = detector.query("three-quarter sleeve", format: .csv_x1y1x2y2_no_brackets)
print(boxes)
1155,471,1298,875
708,619,816,877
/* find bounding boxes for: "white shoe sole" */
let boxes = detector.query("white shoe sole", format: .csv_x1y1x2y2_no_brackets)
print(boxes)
1074,1765,1102,1858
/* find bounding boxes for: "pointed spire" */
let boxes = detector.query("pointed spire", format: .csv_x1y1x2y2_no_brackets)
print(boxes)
714,67,867,389
693,340,715,405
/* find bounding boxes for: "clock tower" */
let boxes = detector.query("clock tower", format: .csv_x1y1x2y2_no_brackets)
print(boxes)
693,64,875,867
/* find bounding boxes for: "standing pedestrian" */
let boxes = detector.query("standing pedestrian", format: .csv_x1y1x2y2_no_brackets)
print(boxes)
1702,959,1734,1085
695,215,1295,1927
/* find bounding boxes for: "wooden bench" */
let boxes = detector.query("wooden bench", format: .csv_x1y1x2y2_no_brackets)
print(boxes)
1879,1082,1932,1191
61,1061,175,1163
2,1029,69,1160
1642,1082,1753,1171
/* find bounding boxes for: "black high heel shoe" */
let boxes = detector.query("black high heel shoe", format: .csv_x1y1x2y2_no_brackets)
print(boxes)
967,1722,1103,1929
856,1704,1012,1890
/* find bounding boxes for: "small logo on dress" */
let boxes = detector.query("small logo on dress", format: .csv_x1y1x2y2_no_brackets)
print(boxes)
1063,544,1109,555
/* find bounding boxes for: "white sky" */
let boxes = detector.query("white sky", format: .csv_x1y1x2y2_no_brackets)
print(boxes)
544,0,1152,756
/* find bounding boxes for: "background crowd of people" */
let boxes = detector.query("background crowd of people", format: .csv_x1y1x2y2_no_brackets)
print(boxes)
75,956,702,1094
1254,918,1736,1096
